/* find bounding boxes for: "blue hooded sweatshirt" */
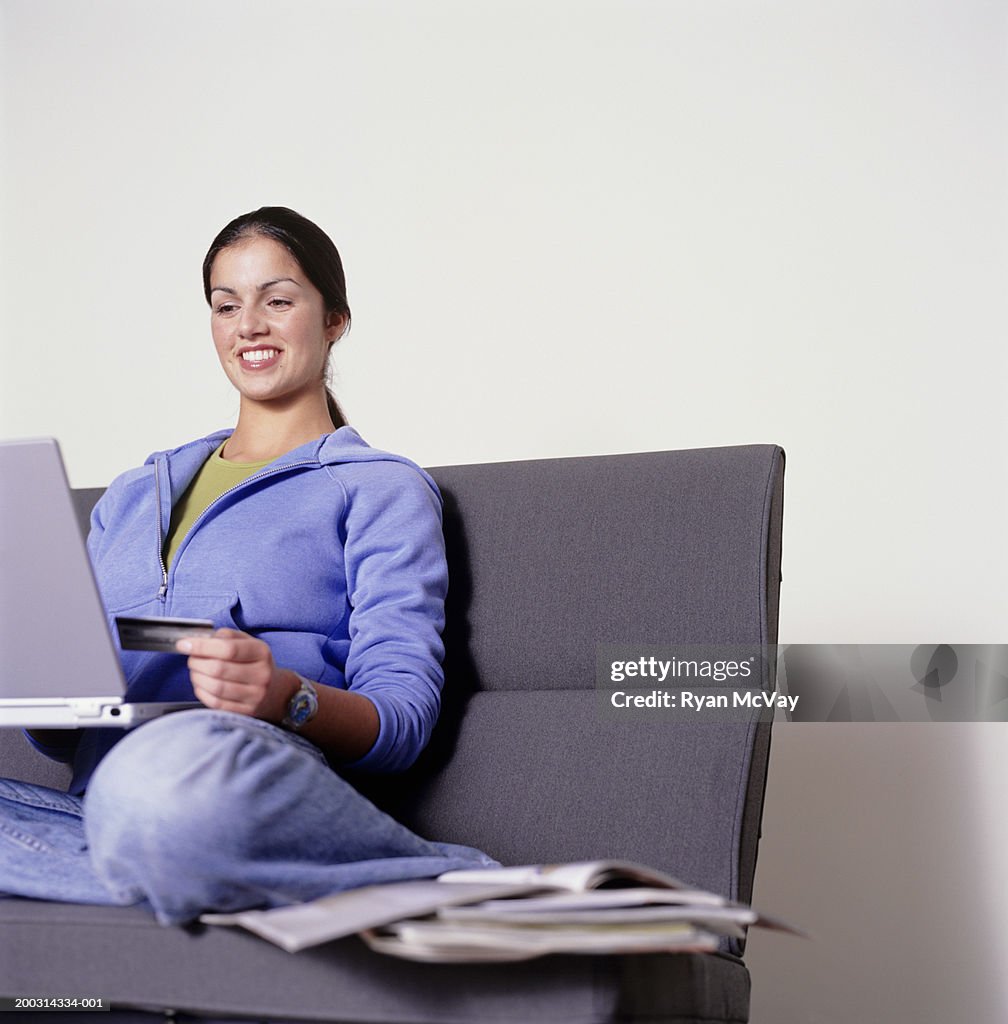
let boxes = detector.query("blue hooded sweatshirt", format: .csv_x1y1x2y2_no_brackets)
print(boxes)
31,427,449,796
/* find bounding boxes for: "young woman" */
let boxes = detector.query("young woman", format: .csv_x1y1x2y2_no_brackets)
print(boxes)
6,207,496,925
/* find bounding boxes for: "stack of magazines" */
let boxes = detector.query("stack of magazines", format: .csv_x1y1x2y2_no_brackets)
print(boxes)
202,860,799,962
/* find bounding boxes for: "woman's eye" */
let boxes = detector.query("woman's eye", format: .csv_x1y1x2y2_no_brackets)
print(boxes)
215,303,238,315
267,297,293,309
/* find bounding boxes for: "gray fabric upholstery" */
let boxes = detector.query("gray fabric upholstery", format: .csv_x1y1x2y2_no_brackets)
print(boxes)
385,690,757,899
0,900,750,1024
363,446,784,916
1,723,71,791
436,447,781,691
0,444,784,1024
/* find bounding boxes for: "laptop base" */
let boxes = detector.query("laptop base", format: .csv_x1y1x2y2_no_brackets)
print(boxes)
0,700,204,729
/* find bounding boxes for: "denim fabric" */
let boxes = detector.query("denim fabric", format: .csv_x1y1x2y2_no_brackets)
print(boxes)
0,778,128,906
1,710,498,925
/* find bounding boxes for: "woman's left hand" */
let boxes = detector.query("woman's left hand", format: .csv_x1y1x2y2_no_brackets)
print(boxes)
176,628,298,723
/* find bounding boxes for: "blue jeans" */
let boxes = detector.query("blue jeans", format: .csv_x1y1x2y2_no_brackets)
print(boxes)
0,710,498,925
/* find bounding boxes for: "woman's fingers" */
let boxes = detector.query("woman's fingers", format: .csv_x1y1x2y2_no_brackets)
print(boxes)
190,673,262,710
177,628,292,720
175,630,264,662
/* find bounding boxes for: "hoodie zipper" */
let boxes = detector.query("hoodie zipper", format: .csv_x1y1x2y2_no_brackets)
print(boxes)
155,460,169,601
154,457,317,604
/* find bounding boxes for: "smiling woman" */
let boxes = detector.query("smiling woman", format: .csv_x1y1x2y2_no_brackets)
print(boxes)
6,207,498,926
207,237,345,459
202,208,353,462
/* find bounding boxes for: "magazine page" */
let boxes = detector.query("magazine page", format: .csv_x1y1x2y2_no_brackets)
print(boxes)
437,859,687,892
360,919,723,963
200,878,534,954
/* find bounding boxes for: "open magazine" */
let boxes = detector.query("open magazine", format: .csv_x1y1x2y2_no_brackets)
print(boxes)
201,859,801,959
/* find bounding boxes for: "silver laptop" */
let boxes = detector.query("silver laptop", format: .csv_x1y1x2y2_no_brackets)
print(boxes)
0,437,202,729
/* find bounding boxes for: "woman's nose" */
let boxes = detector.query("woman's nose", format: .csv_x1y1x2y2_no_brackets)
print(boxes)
238,307,267,338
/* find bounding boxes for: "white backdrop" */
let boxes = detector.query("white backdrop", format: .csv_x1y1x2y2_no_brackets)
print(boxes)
2,2,1006,1020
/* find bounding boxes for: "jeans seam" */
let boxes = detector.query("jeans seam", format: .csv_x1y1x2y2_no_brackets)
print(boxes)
0,782,83,817
0,820,54,854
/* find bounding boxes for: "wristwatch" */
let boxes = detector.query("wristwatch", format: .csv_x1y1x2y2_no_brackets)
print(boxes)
282,674,319,731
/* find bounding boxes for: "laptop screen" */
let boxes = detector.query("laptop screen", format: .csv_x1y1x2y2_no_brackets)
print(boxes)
0,438,126,700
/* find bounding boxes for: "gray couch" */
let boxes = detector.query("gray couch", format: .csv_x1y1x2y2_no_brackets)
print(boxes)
0,442,785,1024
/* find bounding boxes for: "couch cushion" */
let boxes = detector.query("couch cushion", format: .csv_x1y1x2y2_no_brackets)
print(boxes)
364,689,759,906
429,445,782,696
0,898,751,1024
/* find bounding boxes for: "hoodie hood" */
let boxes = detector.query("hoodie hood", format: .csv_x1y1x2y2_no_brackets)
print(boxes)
143,426,441,507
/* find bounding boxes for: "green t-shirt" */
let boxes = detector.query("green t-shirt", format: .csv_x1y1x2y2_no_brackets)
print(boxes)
163,441,272,570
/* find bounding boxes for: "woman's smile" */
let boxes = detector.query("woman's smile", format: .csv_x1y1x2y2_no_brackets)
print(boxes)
236,346,282,370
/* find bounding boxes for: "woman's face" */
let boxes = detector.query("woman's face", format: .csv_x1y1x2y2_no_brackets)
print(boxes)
208,235,344,410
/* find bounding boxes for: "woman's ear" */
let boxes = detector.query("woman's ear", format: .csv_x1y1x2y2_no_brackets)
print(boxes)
325,311,348,343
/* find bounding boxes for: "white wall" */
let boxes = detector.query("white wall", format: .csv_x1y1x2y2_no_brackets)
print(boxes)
2,2,1005,1020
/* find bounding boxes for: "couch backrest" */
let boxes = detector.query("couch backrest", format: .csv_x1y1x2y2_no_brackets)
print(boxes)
2,444,784,950
389,446,785,928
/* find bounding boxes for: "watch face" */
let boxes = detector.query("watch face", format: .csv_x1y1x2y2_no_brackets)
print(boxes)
289,692,314,725
287,684,318,727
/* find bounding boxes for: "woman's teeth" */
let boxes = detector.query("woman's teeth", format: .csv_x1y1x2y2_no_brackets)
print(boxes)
241,349,278,362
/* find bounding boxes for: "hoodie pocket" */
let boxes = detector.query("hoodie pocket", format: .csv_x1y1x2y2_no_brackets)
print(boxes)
165,591,240,631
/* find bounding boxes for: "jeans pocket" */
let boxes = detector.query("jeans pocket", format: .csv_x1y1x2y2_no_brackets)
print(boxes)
0,812,87,856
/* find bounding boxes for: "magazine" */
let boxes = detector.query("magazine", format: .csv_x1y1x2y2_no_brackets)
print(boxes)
360,919,723,963
201,859,800,957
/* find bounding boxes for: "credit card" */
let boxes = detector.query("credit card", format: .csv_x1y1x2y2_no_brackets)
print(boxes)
115,615,216,652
